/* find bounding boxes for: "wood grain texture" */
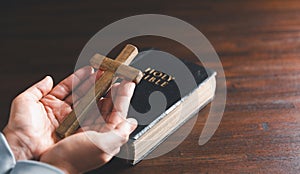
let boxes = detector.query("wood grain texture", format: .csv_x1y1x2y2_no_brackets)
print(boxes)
1,0,300,173
90,54,143,84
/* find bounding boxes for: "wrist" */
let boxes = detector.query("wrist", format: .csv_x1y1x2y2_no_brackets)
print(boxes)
3,127,33,160
40,160,78,174
52,166,72,174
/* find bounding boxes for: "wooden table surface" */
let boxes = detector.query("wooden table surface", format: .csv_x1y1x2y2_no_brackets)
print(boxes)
1,1,300,173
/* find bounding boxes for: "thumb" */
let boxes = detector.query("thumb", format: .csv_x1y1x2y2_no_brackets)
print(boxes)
92,118,138,155
23,76,53,101
115,118,138,136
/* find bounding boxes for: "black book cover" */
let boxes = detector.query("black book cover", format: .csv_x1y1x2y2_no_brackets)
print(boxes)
128,50,208,140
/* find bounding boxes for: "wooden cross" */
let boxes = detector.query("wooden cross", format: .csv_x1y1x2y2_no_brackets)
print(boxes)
56,44,143,138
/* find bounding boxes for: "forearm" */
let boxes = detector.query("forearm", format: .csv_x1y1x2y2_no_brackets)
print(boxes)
40,159,76,174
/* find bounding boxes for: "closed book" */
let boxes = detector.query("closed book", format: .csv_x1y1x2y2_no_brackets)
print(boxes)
120,50,216,165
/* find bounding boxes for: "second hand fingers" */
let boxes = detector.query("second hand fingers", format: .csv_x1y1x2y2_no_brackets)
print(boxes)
50,66,94,102
105,81,136,126
64,70,103,105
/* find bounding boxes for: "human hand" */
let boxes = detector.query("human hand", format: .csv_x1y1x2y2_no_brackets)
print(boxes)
40,80,138,174
3,66,103,160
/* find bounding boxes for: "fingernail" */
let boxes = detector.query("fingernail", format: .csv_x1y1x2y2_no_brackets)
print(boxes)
126,118,138,131
44,76,53,83
127,118,138,125
89,66,95,73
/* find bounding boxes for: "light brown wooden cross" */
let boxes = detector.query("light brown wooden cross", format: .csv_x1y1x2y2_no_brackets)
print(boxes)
56,44,142,138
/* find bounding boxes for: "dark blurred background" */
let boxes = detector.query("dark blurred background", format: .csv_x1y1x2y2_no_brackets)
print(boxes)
1,1,300,173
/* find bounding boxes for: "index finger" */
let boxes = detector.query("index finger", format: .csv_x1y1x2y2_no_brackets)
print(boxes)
105,80,136,126
49,66,94,101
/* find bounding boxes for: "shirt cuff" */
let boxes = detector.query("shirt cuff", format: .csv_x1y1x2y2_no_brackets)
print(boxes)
0,133,16,174
10,160,64,174
0,132,64,174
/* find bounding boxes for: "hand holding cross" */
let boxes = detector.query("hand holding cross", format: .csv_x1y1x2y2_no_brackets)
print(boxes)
56,44,143,138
